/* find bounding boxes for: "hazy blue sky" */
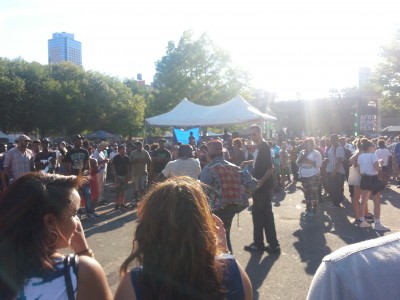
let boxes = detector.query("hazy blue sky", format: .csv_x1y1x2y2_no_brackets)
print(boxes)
1,0,399,100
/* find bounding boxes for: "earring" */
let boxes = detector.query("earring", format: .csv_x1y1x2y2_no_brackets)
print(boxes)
48,230,59,247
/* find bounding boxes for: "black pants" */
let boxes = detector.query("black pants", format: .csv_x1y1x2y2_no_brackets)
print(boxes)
252,188,279,248
327,172,345,205
214,205,238,253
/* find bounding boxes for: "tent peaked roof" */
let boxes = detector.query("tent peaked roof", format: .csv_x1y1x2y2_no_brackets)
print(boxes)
146,96,276,127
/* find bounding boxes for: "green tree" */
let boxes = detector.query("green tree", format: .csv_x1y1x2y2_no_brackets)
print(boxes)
374,28,400,115
151,31,251,116
0,58,25,132
48,63,87,134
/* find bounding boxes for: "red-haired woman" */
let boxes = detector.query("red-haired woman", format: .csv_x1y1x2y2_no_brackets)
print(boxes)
115,176,252,300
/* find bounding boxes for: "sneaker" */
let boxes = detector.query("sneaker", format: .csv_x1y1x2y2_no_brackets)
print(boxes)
87,213,97,221
114,204,120,210
374,223,391,231
354,219,362,225
365,214,374,222
359,221,371,228
265,245,281,254
120,204,129,210
244,243,265,252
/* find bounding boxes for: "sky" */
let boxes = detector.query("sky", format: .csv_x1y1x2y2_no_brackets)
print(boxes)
0,0,399,100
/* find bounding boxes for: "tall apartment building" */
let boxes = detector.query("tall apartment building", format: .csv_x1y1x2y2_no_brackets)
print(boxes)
48,32,82,66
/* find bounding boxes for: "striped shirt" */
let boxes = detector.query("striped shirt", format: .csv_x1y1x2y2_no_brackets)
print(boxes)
326,145,345,174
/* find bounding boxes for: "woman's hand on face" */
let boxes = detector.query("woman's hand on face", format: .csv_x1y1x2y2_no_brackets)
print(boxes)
213,214,229,253
70,218,89,253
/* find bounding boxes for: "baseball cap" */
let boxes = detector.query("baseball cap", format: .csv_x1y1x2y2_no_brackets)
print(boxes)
16,135,31,142
72,134,84,141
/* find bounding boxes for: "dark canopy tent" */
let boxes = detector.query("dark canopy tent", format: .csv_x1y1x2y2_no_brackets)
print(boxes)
85,130,119,139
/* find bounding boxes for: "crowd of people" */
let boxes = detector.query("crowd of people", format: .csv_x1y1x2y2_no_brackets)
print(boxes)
1,127,400,299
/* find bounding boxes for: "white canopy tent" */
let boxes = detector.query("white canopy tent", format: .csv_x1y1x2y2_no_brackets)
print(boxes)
146,95,277,127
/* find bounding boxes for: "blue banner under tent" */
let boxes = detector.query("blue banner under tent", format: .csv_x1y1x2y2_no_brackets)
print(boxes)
173,127,200,144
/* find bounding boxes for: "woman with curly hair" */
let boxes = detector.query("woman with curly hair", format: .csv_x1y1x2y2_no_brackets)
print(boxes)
296,138,322,216
115,176,252,300
0,172,112,300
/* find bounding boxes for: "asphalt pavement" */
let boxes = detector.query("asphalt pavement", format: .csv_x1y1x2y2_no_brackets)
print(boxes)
81,180,400,300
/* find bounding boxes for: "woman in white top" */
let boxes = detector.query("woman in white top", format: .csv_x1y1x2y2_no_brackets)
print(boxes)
357,138,390,231
0,173,112,300
296,138,322,216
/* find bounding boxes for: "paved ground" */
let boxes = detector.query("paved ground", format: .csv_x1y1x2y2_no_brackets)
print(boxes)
80,180,400,300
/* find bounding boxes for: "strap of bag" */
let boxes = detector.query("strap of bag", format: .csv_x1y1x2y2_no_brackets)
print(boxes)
63,254,79,300
130,268,143,300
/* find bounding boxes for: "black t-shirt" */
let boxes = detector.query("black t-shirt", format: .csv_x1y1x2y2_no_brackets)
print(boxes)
112,154,130,176
253,141,273,189
34,151,57,171
64,148,89,175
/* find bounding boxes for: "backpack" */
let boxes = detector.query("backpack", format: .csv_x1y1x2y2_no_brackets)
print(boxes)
204,163,257,211
334,145,351,169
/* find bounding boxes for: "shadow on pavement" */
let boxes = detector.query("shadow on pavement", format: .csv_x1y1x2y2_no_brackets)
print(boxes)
82,208,137,238
244,252,280,300
272,191,286,207
293,210,333,275
323,197,382,244
381,188,400,209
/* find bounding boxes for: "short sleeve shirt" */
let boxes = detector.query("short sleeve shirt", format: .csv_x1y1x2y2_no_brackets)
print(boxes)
326,145,345,174
63,148,89,175
3,147,33,179
253,141,273,189
130,150,151,176
112,154,130,176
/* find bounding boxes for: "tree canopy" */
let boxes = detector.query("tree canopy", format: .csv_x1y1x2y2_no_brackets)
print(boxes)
150,31,251,116
0,31,253,138
374,28,400,115
0,58,147,137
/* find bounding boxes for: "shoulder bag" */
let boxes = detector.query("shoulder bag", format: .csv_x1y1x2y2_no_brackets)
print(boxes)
63,254,79,300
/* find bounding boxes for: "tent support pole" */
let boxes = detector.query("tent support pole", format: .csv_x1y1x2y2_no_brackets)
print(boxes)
144,122,147,144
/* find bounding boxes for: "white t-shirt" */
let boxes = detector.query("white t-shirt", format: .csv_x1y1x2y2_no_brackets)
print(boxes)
358,153,379,175
375,148,391,166
297,150,322,178
162,158,201,179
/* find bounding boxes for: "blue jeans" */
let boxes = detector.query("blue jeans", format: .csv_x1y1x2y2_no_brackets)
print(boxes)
81,184,94,214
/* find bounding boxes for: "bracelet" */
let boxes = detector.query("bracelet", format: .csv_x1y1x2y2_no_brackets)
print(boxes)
76,248,95,258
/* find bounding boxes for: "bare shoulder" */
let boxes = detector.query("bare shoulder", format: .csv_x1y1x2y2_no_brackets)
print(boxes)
76,256,113,300
115,272,137,300
236,260,253,300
